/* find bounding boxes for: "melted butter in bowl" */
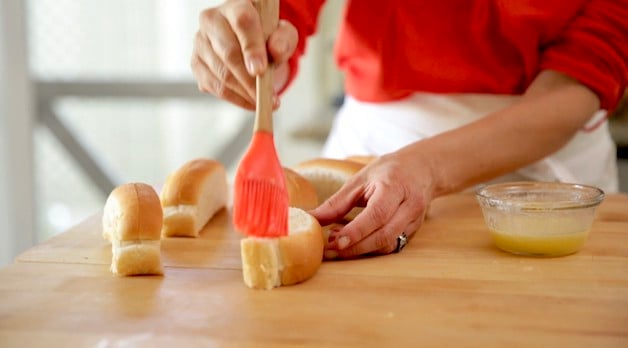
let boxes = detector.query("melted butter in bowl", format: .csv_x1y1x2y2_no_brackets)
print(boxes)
476,181,605,257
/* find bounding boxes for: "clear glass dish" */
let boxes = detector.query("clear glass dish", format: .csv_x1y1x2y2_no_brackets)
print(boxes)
475,181,605,257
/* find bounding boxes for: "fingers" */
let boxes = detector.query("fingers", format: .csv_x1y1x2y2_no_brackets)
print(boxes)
268,21,298,94
194,2,298,109
309,179,365,226
325,215,419,260
268,20,298,65
219,1,267,76
202,8,257,101
193,31,255,108
325,193,427,259
325,182,403,249
375,218,425,254
373,217,423,254
325,217,419,260
190,54,255,110
194,7,257,107
273,62,290,94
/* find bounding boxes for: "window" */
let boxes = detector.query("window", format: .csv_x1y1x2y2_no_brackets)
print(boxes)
28,0,249,240
25,0,342,241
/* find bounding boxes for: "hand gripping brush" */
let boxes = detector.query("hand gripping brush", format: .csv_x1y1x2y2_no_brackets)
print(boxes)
233,0,289,237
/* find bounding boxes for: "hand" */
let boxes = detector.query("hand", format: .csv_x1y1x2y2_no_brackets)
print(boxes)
191,0,298,110
310,150,436,259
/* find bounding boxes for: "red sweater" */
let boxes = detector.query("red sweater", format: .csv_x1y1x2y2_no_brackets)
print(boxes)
280,0,627,111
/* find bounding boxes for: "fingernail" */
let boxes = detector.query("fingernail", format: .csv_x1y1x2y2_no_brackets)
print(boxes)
338,236,351,249
247,57,264,75
324,250,338,259
273,95,280,108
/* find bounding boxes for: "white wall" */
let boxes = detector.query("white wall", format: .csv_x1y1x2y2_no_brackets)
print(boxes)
0,0,35,266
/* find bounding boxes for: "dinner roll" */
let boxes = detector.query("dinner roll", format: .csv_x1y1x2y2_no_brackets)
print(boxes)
284,167,318,211
345,155,377,165
102,183,163,276
293,158,365,221
241,207,324,290
160,158,228,237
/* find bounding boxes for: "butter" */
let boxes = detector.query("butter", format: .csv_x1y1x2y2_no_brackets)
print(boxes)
490,229,589,257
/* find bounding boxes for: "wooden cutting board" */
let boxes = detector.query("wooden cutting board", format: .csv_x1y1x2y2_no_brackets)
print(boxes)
2,193,628,347
15,193,628,271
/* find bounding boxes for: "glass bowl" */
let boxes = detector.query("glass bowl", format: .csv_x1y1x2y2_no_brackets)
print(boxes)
475,181,605,257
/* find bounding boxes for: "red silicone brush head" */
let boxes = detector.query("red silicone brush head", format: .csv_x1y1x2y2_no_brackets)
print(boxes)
233,132,289,237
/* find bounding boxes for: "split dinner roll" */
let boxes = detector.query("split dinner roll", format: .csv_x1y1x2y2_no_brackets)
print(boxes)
284,167,318,211
102,183,163,276
345,155,377,165
160,158,228,237
241,207,324,290
294,158,365,221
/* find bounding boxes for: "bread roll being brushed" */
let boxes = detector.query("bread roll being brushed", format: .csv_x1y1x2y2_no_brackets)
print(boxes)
293,158,365,221
160,159,228,237
241,207,324,290
102,183,163,276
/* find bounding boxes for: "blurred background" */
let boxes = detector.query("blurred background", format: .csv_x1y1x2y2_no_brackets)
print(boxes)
0,0,345,266
1,0,627,267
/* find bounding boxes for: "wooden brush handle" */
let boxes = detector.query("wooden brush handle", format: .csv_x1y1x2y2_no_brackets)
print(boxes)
253,0,279,133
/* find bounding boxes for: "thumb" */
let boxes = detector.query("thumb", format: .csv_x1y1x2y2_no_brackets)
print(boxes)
268,20,298,65
309,179,364,225
273,62,289,94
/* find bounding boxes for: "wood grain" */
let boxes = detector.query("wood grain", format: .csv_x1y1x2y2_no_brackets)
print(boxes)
2,193,628,347
1,262,627,347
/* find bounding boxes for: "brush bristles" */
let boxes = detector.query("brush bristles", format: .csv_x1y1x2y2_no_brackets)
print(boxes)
233,179,289,237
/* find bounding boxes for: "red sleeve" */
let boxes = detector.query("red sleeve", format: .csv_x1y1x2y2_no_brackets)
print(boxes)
540,0,628,111
278,0,327,93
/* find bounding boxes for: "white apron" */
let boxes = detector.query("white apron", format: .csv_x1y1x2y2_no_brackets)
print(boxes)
322,94,619,193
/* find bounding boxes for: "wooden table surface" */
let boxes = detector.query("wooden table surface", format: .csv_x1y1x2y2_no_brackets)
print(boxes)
1,193,627,347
